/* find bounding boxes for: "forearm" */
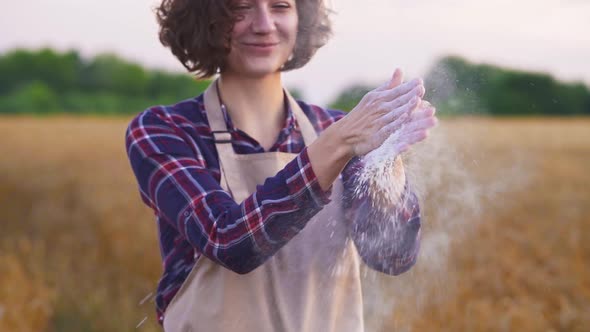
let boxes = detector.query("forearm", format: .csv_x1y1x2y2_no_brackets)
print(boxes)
127,109,336,274
307,119,354,191
152,148,331,274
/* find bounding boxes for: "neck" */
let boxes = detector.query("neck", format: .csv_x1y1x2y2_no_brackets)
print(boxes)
217,72,285,131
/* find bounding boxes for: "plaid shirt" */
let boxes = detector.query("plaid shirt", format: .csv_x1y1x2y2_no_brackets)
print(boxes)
125,93,421,325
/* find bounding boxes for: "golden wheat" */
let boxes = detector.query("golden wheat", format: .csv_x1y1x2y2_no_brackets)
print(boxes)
0,115,588,331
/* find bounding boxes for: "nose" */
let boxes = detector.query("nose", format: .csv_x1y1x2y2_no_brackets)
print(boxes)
251,6,275,34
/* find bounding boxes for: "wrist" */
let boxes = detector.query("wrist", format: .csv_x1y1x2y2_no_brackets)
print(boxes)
326,120,355,162
308,123,354,191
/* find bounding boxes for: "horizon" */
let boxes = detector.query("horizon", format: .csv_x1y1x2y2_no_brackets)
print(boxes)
2,0,589,105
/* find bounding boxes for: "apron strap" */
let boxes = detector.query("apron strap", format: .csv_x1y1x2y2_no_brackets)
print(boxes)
203,78,322,194
282,88,318,146
203,81,234,197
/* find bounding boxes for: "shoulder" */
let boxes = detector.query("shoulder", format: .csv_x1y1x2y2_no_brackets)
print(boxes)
295,99,347,134
125,94,208,157
126,95,207,133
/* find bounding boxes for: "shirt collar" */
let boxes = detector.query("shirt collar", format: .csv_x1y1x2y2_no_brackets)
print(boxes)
219,89,298,136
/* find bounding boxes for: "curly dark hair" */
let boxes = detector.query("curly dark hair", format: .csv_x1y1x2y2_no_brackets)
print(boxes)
155,0,333,79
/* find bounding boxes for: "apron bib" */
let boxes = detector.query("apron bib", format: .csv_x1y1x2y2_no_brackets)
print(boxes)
163,80,364,332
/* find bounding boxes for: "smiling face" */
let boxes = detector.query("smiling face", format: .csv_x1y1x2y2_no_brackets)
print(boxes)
223,0,299,78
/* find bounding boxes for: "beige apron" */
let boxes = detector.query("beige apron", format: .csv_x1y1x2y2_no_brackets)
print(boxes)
163,80,364,332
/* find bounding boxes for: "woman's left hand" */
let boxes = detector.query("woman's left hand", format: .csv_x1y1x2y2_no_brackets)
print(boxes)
390,99,438,155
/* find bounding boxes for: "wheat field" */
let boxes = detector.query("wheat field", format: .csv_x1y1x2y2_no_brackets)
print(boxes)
0,115,588,332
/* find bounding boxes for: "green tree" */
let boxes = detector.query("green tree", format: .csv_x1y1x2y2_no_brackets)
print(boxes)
80,54,149,97
0,81,59,114
425,55,590,116
328,84,371,112
0,48,82,95
0,48,212,114
146,71,209,102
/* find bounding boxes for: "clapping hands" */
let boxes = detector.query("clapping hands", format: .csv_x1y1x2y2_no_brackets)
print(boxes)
339,68,438,157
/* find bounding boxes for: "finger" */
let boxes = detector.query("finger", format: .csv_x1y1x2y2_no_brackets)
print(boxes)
409,106,436,121
380,95,420,121
401,116,438,134
392,142,410,155
397,123,437,144
375,68,404,92
396,95,422,115
379,111,409,133
418,83,426,98
376,96,417,124
383,84,425,110
388,68,404,89
368,120,406,152
396,130,429,147
375,112,412,143
373,75,395,92
374,78,423,103
420,100,433,109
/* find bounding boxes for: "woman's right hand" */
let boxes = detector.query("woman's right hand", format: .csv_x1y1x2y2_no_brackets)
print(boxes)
336,68,427,157
308,68,436,191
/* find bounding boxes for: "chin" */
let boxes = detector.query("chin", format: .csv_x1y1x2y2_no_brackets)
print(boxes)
240,62,284,78
224,53,289,78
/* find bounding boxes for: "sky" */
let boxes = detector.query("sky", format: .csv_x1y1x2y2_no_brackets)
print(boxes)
1,0,589,105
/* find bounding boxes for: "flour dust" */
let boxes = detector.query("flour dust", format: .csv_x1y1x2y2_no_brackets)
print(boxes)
355,66,534,331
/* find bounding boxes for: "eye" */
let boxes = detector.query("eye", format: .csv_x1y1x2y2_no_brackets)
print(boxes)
272,1,292,10
231,1,252,11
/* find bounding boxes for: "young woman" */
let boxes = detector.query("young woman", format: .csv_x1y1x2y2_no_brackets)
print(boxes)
125,0,437,331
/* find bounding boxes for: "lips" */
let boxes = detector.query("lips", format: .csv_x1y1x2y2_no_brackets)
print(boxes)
243,42,279,47
241,42,279,55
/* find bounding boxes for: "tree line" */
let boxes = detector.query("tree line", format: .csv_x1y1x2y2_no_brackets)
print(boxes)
331,56,590,116
0,48,209,115
1,48,589,116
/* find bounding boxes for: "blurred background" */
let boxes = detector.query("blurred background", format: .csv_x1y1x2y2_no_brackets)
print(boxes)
0,0,588,331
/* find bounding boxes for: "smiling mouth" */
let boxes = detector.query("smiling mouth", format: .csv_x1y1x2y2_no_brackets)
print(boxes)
243,42,279,48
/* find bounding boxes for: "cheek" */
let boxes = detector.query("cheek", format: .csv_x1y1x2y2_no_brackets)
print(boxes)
290,16,299,40
230,14,254,39
285,18,299,48
229,22,247,42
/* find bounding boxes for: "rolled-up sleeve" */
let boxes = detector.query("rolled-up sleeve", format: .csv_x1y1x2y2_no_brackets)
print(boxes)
125,108,332,274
